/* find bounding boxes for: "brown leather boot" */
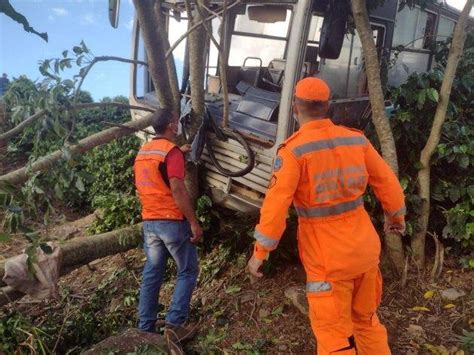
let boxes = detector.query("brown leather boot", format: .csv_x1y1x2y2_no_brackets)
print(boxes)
164,323,198,343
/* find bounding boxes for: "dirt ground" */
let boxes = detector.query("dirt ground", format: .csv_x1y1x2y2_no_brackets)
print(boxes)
1,217,473,354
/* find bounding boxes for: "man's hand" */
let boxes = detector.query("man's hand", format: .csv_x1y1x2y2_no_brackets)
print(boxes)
384,218,406,235
247,255,264,278
180,144,192,154
190,221,203,243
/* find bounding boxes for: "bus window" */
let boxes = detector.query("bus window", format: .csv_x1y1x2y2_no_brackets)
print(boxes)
423,12,437,48
135,30,146,99
228,6,291,67
229,37,286,67
167,16,189,89
308,15,324,43
437,16,455,39
393,7,435,49
207,18,220,77
234,7,291,37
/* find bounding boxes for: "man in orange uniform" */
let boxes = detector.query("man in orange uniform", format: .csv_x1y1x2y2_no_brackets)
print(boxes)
247,77,406,354
134,109,202,340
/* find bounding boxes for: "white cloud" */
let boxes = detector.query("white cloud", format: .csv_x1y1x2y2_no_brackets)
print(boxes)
52,7,69,17
80,14,95,25
48,15,55,22
125,18,134,30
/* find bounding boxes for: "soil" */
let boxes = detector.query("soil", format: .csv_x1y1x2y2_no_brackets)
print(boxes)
1,217,473,354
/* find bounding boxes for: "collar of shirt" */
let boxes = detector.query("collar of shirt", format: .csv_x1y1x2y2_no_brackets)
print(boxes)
300,118,334,130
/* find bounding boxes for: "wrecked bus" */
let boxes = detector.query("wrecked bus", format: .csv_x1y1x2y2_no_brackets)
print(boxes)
110,0,459,212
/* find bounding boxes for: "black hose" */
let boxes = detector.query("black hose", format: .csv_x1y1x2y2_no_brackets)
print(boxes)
205,127,255,177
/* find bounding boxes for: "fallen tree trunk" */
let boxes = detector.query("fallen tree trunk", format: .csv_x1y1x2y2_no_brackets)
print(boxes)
0,111,158,186
0,223,143,305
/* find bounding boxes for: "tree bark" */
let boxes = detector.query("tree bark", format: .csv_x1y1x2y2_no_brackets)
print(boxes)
186,0,209,121
351,0,404,274
0,111,158,186
154,3,181,111
0,102,154,145
218,0,230,128
412,0,473,267
0,224,142,305
133,0,174,108
184,0,210,206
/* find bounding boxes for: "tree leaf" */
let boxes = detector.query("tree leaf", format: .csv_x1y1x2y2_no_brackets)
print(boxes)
0,233,11,242
62,79,75,89
448,188,461,203
417,89,426,109
73,46,83,55
62,50,68,58
75,176,85,192
424,290,435,299
443,304,455,309
459,155,469,169
411,306,430,312
225,285,241,294
426,88,439,102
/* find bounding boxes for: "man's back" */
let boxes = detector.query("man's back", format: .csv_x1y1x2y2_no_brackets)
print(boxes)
279,119,404,280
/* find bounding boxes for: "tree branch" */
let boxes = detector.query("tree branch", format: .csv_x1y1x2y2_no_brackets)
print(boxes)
218,0,230,128
0,102,153,145
0,110,158,186
133,0,174,108
64,56,149,144
165,0,242,60
412,0,473,266
193,0,230,128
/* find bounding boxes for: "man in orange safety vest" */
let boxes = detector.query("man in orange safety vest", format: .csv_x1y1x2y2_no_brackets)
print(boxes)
247,77,406,354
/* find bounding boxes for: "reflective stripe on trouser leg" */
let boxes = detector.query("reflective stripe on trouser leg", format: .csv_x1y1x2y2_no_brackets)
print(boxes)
306,279,356,355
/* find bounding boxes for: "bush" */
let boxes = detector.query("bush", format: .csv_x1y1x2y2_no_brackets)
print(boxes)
387,32,474,253
81,135,142,234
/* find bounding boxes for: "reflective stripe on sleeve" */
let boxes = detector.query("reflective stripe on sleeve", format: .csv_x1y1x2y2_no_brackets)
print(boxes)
137,149,167,156
293,136,367,157
254,230,279,249
385,206,406,217
295,196,364,218
306,281,332,293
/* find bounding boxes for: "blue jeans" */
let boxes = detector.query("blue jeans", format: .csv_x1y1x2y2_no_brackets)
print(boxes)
138,220,199,332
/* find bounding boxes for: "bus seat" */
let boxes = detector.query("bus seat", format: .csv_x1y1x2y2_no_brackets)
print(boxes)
240,57,262,87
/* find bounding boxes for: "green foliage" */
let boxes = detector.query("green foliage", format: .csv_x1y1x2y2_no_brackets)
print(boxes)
88,192,141,234
459,330,474,353
82,135,142,234
386,31,474,252
0,312,53,354
0,267,140,354
196,195,215,231
2,54,139,235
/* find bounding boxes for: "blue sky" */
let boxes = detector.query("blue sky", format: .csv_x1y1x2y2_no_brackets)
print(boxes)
0,0,137,100
0,0,469,101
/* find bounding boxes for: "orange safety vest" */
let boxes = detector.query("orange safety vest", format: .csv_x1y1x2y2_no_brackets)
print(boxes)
134,138,184,221
253,118,405,281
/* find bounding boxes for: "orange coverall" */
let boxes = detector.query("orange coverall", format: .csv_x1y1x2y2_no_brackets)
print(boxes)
253,119,405,354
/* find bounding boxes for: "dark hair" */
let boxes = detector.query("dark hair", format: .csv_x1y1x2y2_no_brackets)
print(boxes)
152,108,174,134
294,98,329,118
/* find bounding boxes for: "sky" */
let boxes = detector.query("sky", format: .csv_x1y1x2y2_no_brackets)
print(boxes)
0,0,470,101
